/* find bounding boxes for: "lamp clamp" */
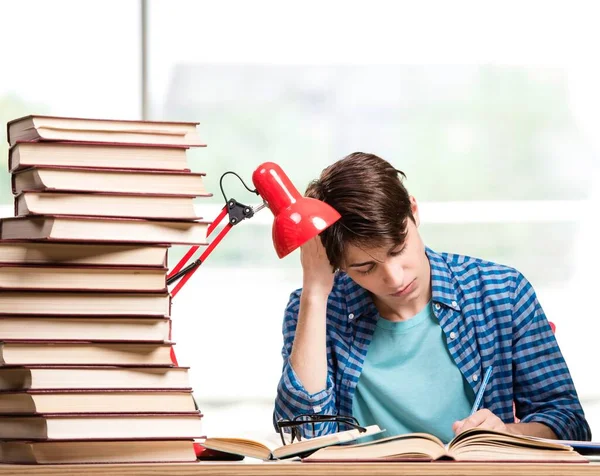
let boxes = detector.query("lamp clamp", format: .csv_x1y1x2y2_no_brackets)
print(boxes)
226,198,254,225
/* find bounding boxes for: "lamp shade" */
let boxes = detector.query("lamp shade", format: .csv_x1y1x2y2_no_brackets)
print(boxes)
252,162,341,258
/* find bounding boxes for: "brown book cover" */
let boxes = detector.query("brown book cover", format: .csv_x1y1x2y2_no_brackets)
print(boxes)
8,141,194,172
0,340,175,366
0,439,198,464
7,115,205,147
0,241,169,267
0,388,196,414
0,264,167,292
11,165,210,196
0,290,171,317
0,215,209,245
0,316,171,342
0,365,191,391
0,411,204,440
14,191,202,221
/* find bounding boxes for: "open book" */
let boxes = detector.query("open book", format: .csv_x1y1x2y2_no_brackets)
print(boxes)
303,428,587,463
201,424,383,460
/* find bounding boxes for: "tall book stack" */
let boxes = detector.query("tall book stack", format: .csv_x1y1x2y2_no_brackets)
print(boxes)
0,115,210,464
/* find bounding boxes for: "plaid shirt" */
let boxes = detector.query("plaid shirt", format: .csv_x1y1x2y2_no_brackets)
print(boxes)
274,248,591,441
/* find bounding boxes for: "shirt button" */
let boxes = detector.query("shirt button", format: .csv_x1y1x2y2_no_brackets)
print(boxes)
348,313,355,320
473,375,478,382
451,300,458,308
434,303,441,311
449,332,456,339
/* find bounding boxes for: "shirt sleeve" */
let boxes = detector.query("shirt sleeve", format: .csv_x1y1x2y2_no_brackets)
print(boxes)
273,289,340,438
511,273,591,441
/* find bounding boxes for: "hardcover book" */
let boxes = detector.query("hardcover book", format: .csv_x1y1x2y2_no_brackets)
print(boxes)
0,365,191,391
0,264,167,292
0,389,196,414
0,412,204,440
12,166,209,196
7,115,205,147
0,291,171,316
0,242,169,267
0,341,175,366
0,317,171,342
0,439,198,464
14,191,201,220
0,215,209,245
9,142,191,172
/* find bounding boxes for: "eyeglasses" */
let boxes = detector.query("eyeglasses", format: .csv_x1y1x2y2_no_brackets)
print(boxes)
276,413,367,446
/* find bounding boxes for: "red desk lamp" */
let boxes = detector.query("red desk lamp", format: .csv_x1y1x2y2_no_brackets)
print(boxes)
167,162,340,459
167,162,341,297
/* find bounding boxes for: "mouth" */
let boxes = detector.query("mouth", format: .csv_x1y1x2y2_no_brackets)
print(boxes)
390,279,416,297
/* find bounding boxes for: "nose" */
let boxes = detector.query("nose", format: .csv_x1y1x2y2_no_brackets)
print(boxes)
381,261,404,289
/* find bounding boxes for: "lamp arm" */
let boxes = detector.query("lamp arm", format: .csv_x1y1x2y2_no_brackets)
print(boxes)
169,220,234,298
167,199,264,298
167,206,228,280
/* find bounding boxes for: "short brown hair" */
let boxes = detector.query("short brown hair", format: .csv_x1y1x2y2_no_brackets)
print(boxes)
305,152,414,270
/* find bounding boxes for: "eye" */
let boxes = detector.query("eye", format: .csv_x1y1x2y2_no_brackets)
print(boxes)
356,265,375,276
390,246,406,257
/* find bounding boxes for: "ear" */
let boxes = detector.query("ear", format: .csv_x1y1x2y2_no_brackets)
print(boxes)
410,196,420,227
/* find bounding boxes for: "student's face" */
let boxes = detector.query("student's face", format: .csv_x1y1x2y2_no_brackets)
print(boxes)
341,199,431,313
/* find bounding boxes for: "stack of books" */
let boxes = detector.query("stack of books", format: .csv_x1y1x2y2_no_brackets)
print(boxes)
0,115,210,464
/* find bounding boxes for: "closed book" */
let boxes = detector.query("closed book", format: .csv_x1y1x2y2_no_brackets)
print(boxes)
0,241,168,267
0,291,171,316
0,365,191,391
0,341,175,366
9,142,191,172
0,317,171,341
0,412,203,440
14,191,201,220
0,215,209,245
0,389,196,414
12,166,210,196
0,264,167,292
0,439,197,464
7,115,205,147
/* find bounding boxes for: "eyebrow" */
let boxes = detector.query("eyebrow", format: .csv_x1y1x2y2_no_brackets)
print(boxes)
347,244,401,268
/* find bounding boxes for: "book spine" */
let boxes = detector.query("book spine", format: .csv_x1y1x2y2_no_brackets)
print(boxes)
8,146,16,173
10,169,16,194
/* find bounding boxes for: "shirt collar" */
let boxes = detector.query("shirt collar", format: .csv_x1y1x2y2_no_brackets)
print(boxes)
426,247,461,311
341,247,461,321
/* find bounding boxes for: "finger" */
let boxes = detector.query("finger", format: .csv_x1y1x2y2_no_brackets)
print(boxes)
452,421,463,434
454,409,492,433
457,410,507,434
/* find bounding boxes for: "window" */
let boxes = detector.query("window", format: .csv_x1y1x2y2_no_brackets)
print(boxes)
148,1,600,436
0,0,140,202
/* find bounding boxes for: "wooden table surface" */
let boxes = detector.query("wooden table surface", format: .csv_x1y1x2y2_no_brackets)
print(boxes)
1,461,599,476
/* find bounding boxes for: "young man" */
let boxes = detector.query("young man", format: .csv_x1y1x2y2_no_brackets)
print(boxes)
273,152,591,443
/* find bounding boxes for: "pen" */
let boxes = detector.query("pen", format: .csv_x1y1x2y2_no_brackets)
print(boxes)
469,366,493,416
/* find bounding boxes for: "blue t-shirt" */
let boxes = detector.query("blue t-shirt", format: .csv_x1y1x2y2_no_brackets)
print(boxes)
352,301,474,443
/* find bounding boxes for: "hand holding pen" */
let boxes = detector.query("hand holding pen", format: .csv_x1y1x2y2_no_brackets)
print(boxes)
452,366,506,435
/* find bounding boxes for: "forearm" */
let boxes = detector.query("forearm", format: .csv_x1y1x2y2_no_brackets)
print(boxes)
506,422,557,439
289,291,328,394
